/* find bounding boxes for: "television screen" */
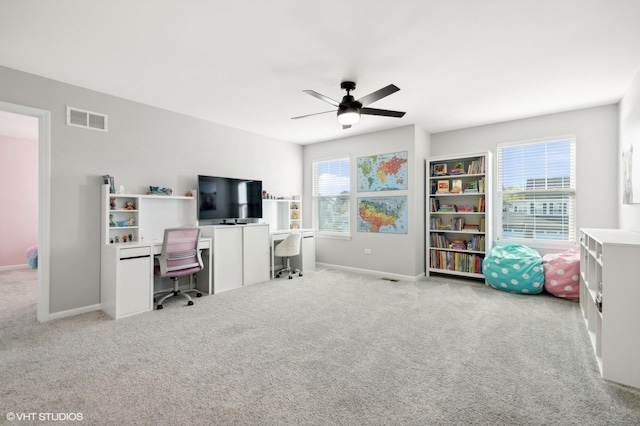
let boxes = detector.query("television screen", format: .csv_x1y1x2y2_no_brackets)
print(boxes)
197,175,262,223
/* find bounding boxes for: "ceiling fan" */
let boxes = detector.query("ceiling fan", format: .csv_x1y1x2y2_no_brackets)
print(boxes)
292,81,406,129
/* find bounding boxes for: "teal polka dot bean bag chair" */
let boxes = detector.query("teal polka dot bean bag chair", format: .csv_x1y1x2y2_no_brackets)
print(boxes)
483,244,544,294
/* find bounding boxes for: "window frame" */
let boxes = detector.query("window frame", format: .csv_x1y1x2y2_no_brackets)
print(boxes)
496,136,577,245
312,156,351,239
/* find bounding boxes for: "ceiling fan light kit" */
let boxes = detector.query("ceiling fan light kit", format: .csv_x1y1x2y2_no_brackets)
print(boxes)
293,81,406,129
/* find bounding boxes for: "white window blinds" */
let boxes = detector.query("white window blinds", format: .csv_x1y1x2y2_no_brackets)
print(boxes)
497,137,576,242
312,157,350,235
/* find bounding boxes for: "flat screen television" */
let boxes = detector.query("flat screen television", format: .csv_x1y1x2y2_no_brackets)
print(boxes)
197,175,263,224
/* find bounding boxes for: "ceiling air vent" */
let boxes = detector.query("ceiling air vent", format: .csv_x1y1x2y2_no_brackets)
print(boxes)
66,106,108,132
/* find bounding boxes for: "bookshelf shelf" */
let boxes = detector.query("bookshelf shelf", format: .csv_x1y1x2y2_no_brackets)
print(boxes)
426,151,492,279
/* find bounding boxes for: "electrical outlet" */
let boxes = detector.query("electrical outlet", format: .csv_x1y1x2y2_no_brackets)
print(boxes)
364,249,372,255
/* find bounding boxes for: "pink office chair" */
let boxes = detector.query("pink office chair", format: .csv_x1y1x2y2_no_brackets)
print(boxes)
154,227,203,309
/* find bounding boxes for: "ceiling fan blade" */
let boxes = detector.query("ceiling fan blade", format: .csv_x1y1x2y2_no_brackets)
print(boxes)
291,110,336,120
360,107,406,118
357,84,400,107
303,90,340,107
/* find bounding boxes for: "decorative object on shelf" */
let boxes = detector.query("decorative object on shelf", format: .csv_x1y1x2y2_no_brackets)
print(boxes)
451,179,462,193
357,196,407,234
128,234,133,242
147,186,173,195
109,197,116,210
109,214,115,227
125,201,135,210
450,161,465,175
116,220,128,227
117,185,125,194
114,236,119,243
433,163,447,176
185,189,197,197
357,151,408,192
127,217,135,226
122,235,128,242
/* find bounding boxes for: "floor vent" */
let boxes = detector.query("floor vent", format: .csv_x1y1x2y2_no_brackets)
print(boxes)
66,106,108,132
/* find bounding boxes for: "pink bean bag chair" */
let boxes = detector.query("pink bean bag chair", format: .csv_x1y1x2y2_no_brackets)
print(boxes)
542,248,580,300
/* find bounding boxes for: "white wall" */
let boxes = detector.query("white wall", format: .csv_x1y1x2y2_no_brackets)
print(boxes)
431,105,620,250
0,65,303,315
619,69,640,232
303,125,429,280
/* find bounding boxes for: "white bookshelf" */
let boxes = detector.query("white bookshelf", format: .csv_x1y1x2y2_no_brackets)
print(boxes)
262,199,301,231
579,228,640,389
426,152,492,279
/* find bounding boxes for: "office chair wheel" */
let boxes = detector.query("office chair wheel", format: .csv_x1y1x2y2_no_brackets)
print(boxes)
288,275,293,279
157,304,163,310
299,273,303,277
188,300,194,306
196,292,202,297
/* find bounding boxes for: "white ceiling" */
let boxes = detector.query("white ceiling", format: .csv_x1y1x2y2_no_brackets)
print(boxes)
1,0,640,145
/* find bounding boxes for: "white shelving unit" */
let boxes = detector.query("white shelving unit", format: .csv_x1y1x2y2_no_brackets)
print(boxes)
426,151,492,279
101,185,196,245
262,199,301,231
579,228,640,389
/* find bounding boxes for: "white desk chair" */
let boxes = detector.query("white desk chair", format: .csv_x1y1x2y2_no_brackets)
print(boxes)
274,232,302,279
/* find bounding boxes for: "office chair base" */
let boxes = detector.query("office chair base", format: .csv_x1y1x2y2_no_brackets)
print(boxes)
155,280,201,309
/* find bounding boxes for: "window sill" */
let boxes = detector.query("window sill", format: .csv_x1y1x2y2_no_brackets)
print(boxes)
315,233,352,241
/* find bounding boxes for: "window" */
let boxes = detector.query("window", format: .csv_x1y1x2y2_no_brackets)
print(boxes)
497,137,576,242
312,157,350,236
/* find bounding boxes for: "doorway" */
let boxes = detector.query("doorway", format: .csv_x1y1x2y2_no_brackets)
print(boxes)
0,101,51,321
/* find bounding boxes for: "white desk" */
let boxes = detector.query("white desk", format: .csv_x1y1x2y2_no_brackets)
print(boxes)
100,238,212,319
270,229,315,279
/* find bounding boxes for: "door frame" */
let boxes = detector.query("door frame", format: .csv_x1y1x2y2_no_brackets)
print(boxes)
0,101,51,321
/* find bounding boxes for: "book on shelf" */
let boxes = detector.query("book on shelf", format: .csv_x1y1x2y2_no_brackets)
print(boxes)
437,180,450,193
449,239,467,250
451,217,465,231
457,204,476,212
480,217,486,232
433,163,447,176
438,203,457,212
464,180,478,193
477,196,485,212
430,198,440,212
450,161,465,175
451,179,463,193
463,223,480,232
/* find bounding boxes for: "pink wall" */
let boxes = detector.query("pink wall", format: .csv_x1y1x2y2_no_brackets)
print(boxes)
0,135,38,267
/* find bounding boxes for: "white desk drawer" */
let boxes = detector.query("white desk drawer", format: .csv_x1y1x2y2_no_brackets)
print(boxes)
119,246,151,259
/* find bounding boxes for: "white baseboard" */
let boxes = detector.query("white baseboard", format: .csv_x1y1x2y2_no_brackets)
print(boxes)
0,264,30,271
47,303,102,321
316,263,425,282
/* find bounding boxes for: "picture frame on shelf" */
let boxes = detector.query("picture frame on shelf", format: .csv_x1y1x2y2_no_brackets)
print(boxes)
437,180,450,194
451,179,462,193
433,163,447,176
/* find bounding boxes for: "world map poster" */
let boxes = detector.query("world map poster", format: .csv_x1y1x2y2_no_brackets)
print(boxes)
357,196,407,234
357,151,408,192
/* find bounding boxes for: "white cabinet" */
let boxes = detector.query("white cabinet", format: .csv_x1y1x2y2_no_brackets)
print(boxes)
262,199,302,230
202,224,270,293
101,246,152,319
426,152,492,279
211,226,244,293
579,228,640,389
243,224,271,285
